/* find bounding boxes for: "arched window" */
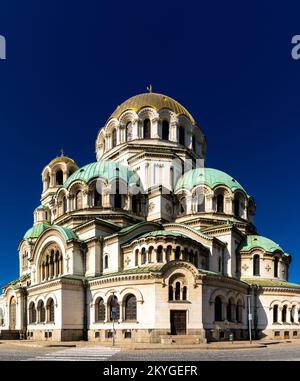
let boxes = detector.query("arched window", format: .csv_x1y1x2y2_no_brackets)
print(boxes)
63,196,67,214
168,285,174,301
183,286,187,301
148,247,153,263
132,194,142,215
195,194,205,212
94,188,102,207
46,175,51,189
227,299,233,322
38,301,46,323
95,298,105,322
273,305,278,323
253,255,260,276
179,197,187,215
215,296,223,321
162,120,169,140
179,126,185,145
126,122,133,142
141,248,146,264
175,246,181,260
274,257,279,278
112,180,122,209
143,119,151,139
282,305,287,323
40,246,63,282
112,128,117,148
216,194,224,213
234,197,240,217
124,294,137,321
298,309,300,323
47,299,55,323
104,255,109,269
175,282,181,301
75,190,83,209
109,296,120,321
156,246,163,263
29,302,36,324
166,246,172,262
56,170,64,186
135,249,139,266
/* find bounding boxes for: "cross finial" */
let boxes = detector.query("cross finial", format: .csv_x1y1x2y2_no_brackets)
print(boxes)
147,84,153,93
60,148,65,157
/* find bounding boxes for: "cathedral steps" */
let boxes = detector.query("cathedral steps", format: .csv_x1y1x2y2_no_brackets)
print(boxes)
160,335,206,345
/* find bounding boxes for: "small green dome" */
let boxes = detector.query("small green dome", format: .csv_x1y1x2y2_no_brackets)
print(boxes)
35,205,49,211
175,168,247,194
64,161,138,189
24,224,78,242
24,223,50,240
239,235,286,254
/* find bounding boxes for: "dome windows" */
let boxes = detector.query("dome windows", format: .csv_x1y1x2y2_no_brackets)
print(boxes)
126,122,133,142
112,128,117,148
55,170,64,186
179,126,185,145
253,254,260,276
216,194,224,213
143,118,151,139
162,120,170,140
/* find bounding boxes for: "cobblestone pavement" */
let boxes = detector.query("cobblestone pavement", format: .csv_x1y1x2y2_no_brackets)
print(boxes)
1,342,300,361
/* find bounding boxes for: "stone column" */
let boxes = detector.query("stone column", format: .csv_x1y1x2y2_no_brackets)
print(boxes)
132,119,139,139
151,117,160,139
225,196,234,215
206,194,214,212
278,307,283,324
118,303,123,322
287,308,292,324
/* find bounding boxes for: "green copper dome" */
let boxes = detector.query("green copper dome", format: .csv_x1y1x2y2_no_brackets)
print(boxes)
175,168,247,194
24,223,51,240
24,224,78,242
64,161,138,189
239,235,286,254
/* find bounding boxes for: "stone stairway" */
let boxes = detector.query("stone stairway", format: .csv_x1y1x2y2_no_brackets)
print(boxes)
160,335,207,345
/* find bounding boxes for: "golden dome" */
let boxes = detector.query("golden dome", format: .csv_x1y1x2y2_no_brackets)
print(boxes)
109,92,196,124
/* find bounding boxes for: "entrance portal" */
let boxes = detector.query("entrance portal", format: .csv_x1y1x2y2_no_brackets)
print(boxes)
170,310,186,335
9,296,16,330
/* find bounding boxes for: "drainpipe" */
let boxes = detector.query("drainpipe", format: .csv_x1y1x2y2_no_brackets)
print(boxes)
83,279,88,341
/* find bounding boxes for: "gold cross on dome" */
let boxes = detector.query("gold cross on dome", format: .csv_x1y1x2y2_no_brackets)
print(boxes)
147,84,153,93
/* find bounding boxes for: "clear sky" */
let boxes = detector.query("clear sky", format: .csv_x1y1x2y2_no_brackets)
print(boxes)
0,0,299,285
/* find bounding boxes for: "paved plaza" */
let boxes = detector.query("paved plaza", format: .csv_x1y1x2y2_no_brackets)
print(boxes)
1,341,300,361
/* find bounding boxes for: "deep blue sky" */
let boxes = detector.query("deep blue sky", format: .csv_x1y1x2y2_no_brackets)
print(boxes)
0,1,300,285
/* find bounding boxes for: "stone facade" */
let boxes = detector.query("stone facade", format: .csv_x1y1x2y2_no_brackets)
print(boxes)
0,91,299,343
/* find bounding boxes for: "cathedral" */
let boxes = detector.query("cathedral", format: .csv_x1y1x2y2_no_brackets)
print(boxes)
1,91,300,343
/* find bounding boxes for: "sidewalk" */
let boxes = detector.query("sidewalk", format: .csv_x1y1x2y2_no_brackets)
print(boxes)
0,339,289,351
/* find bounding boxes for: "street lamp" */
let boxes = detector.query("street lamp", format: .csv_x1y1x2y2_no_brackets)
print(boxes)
111,292,117,347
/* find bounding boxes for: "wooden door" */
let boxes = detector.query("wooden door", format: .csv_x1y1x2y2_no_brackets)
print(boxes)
170,310,187,335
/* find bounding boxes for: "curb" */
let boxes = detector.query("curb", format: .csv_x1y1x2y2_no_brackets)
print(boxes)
120,344,267,351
